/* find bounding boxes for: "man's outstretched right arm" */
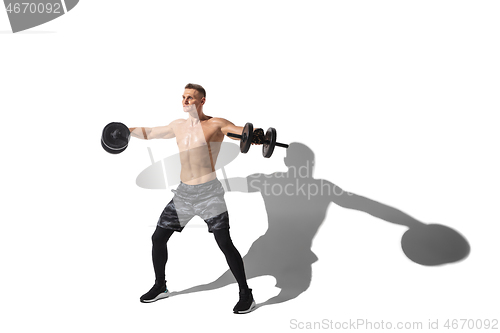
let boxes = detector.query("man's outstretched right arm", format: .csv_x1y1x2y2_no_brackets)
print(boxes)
129,119,182,140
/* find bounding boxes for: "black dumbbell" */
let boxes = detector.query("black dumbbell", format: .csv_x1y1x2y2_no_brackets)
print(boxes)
227,122,289,158
101,122,130,154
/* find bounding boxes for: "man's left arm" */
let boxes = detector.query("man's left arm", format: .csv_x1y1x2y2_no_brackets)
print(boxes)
213,118,244,139
213,118,264,143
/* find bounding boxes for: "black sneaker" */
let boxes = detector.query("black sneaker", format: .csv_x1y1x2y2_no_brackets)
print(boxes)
140,282,170,303
233,288,256,314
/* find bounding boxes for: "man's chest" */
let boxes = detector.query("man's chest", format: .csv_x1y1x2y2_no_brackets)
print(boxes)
174,123,220,150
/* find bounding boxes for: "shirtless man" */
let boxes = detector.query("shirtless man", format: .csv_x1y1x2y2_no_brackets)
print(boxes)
128,83,258,314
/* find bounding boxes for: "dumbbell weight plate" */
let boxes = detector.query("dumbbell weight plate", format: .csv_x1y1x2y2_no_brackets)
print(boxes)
240,122,253,154
263,127,277,158
101,122,130,154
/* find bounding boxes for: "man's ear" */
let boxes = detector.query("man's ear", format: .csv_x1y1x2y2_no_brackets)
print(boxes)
201,97,206,105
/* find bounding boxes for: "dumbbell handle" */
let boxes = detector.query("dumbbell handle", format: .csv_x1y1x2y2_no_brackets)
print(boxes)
227,132,289,148
227,132,242,139
275,142,289,148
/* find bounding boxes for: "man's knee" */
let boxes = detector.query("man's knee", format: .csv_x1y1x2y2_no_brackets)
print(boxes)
213,228,233,251
152,226,174,245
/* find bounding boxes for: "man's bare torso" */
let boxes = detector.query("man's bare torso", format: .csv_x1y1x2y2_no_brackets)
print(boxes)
172,117,225,185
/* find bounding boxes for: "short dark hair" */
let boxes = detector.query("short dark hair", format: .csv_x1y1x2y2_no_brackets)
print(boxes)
184,83,206,98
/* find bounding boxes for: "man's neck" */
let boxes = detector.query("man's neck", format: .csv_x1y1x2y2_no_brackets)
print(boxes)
187,111,208,126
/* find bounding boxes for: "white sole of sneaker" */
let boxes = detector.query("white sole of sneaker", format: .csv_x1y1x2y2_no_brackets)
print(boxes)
140,291,170,303
235,300,256,314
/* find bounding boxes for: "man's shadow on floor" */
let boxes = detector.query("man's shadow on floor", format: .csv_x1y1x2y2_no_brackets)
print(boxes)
169,142,470,309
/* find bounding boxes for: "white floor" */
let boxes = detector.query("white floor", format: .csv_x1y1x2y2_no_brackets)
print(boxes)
1,1,499,332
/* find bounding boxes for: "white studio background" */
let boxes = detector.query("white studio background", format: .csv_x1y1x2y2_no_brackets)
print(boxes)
1,1,499,332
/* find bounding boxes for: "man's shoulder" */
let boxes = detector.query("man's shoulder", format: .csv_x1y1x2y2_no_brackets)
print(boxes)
206,117,230,127
169,118,186,127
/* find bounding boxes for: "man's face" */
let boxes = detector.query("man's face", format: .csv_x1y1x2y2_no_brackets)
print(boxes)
182,89,205,112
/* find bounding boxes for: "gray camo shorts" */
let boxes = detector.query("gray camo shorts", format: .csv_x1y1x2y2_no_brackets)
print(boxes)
157,178,229,233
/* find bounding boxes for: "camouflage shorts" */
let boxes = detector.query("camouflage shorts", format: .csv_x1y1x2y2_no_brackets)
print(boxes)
157,178,229,233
